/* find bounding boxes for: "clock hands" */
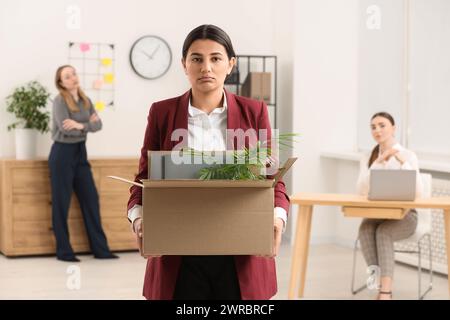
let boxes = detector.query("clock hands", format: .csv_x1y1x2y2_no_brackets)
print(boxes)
140,50,152,60
140,45,161,60
150,45,160,59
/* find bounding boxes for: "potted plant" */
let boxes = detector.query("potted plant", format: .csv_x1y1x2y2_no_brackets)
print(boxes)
5,81,51,159
194,133,300,180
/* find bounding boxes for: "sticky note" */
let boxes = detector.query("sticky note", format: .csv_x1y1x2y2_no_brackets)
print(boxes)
93,79,103,90
101,58,112,66
103,73,114,84
80,43,90,52
95,101,105,111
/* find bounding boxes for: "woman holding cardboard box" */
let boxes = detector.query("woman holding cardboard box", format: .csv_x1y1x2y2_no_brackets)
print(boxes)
127,25,290,300
49,65,118,262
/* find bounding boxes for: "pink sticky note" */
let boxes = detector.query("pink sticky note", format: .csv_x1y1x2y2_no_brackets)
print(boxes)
93,79,103,90
79,43,90,52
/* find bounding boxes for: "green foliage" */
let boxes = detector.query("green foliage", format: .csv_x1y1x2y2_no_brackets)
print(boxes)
190,133,300,181
5,81,51,133
199,163,265,180
197,148,267,180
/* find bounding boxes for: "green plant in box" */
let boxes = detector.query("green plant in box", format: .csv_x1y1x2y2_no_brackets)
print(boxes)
195,133,299,180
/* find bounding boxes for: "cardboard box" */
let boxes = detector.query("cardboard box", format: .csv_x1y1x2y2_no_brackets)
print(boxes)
109,153,296,256
240,72,272,103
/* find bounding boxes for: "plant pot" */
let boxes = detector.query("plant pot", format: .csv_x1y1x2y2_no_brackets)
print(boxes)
15,128,37,160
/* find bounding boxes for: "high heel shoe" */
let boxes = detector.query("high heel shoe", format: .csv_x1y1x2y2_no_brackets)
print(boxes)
94,253,119,259
57,256,80,262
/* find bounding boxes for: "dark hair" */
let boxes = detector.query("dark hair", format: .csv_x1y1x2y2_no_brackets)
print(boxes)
182,24,236,60
368,112,396,167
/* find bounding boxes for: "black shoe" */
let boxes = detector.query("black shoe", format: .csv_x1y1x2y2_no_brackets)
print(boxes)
94,253,119,259
57,256,80,262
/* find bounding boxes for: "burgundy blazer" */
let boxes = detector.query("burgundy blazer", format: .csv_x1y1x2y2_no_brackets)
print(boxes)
127,89,290,300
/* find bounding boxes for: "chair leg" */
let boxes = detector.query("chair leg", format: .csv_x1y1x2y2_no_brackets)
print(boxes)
418,233,433,300
418,237,422,300
419,234,433,300
351,238,367,295
428,234,433,292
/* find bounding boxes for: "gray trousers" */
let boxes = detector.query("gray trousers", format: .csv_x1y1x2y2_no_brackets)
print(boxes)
358,210,418,278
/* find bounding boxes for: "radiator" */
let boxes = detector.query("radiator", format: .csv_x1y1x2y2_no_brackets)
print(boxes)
395,178,449,275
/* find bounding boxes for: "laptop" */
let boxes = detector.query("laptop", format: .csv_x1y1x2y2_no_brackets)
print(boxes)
368,169,417,201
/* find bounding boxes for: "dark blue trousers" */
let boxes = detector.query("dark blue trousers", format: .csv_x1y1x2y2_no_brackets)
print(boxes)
48,141,111,259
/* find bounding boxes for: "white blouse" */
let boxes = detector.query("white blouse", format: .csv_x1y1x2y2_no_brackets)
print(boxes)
356,143,423,198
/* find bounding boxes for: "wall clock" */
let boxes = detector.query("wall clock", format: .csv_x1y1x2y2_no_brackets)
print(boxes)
130,35,172,80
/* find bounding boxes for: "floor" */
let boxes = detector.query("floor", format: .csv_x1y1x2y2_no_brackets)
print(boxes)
0,243,448,300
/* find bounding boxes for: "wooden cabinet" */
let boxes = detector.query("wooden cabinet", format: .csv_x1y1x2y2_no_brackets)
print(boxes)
0,158,139,256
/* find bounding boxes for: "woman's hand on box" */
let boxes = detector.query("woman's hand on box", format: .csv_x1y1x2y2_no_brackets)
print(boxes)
132,217,161,259
258,217,283,259
132,218,144,256
132,217,143,237
272,217,284,257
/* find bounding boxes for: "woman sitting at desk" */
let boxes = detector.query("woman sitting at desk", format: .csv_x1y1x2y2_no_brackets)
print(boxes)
357,111,423,300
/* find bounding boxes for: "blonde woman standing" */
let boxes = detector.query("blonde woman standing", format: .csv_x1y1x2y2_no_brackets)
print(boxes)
49,65,117,262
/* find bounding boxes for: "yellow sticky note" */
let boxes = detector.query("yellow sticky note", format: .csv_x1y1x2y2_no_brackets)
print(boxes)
95,101,105,111
104,73,114,84
101,58,112,66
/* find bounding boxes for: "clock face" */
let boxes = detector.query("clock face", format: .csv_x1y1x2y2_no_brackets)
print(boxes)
130,35,172,80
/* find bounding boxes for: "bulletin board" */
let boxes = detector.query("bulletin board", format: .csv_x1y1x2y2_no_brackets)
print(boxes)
68,42,115,112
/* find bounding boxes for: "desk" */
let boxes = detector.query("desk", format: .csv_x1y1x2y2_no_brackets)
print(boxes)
288,192,450,299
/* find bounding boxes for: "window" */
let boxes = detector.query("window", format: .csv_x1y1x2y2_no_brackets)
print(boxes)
357,0,450,158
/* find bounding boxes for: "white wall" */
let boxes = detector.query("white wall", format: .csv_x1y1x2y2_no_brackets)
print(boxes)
271,0,295,239
409,0,450,156
0,0,294,163
357,0,406,151
0,5,8,154
1,0,369,246
292,0,359,244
